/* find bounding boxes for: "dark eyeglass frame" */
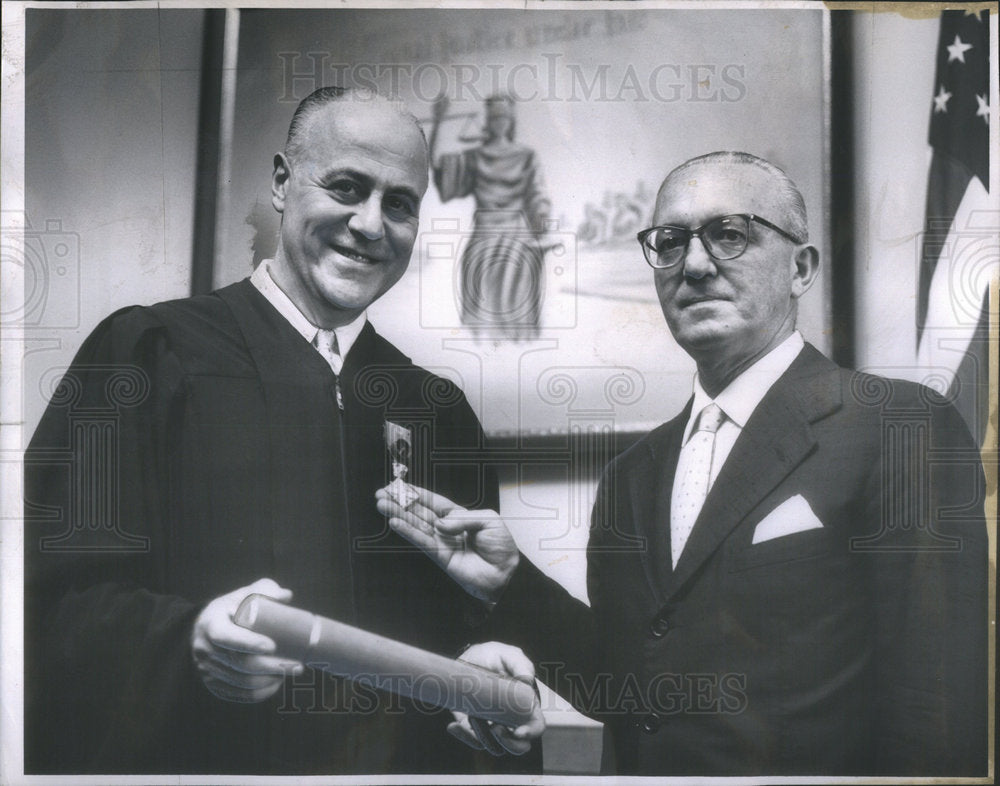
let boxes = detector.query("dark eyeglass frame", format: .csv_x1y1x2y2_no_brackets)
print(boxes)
636,213,805,269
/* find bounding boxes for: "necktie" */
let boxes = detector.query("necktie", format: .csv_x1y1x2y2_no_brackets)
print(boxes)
670,403,725,568
312,329,342,374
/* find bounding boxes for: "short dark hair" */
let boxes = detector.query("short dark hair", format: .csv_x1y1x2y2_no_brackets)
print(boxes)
662,151,809,243
283,86,427,164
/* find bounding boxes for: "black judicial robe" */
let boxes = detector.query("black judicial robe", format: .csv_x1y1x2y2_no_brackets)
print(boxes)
24,279,501,774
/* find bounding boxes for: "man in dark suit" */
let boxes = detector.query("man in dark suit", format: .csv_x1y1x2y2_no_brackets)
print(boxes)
24,87,517,774
378,151,989,776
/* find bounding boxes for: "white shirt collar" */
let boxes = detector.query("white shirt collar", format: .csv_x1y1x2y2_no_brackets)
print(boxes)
250,260,367,361
684,331,805,443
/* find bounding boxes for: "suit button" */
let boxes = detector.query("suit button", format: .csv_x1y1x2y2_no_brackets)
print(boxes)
649,615,670,638
641,712,662,734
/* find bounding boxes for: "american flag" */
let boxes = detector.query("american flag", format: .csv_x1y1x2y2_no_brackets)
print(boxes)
916,9,992,446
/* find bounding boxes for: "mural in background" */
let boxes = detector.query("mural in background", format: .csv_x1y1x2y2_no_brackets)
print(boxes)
430,94,556,340
222,8,830,437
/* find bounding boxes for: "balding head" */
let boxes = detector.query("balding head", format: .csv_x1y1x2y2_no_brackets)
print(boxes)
284,86,429,169
268,86,430,329
649,151,819,395
656,152,808,244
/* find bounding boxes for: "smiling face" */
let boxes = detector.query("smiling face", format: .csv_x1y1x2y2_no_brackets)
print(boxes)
652,161,816,380
269,98,429,328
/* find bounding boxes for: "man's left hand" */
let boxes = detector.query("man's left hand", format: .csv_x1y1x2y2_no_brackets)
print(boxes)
448,642,545,756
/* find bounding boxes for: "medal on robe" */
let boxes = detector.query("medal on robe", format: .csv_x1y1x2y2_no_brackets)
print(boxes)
384,421,418,508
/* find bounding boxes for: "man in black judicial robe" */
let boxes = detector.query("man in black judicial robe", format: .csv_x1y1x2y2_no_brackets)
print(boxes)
24,87,515,774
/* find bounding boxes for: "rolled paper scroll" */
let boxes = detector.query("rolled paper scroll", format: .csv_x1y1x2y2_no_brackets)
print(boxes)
234,594,537,728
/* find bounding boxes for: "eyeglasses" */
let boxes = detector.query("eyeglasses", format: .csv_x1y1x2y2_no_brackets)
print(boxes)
636,214,804,270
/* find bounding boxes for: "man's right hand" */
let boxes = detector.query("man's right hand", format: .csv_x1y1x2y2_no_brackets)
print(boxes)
191,578,303,703
375,486,520,604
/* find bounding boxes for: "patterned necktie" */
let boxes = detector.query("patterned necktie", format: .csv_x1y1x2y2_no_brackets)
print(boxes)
312,329,342,374
670,403,725,569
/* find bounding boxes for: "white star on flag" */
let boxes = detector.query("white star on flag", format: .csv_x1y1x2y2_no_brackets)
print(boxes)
933,85,952,113
946,35,973,63
975,94,989,124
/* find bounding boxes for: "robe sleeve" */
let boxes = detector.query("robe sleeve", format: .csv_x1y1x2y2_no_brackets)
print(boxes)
24,307,205,772
418,376,501,634
523,151,552,234
431,384,499,514
433,149,477,203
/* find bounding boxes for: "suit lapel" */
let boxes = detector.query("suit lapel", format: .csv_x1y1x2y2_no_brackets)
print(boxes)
665,346,842,599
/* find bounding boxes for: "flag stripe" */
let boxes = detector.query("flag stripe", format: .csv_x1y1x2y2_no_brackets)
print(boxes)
917,151,974,340
946,288,991,445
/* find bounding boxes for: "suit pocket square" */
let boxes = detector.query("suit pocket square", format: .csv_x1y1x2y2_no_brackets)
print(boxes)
751,494,824,544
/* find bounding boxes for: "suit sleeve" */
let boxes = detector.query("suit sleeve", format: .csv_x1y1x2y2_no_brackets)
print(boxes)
483,467,614,714
24,309,203,772
866,393,988,775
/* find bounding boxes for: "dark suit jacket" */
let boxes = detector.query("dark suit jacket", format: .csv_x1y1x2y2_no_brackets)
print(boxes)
24,279,506,774
491,344,988,776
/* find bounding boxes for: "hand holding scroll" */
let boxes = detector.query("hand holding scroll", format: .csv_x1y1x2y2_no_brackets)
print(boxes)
449,642,545,756
375,485,520,604
191,578,303,703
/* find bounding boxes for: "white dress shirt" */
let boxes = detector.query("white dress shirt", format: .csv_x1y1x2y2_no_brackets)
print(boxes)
250,260,366,373
677,331,806,494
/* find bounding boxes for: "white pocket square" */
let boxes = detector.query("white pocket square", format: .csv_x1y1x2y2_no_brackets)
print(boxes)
751,494,824,544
